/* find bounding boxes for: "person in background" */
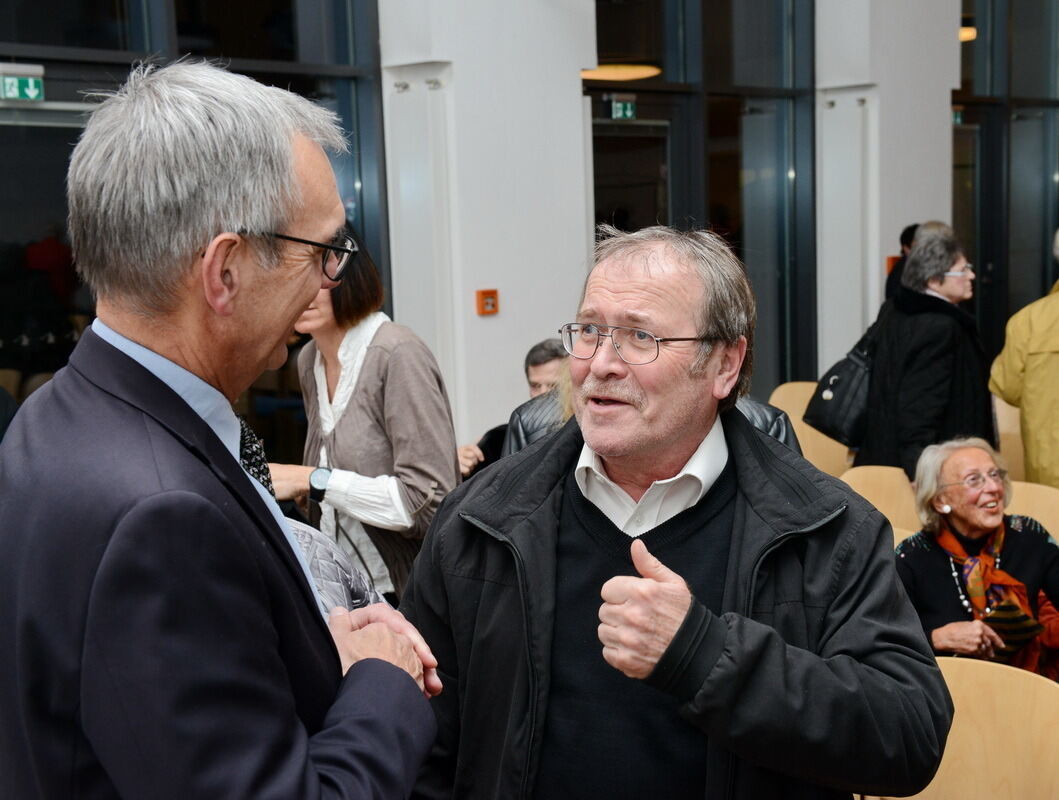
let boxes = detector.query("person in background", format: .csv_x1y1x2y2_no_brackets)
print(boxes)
402,224,951,799
268,242,459,603
0,61,436,799
457,337,567,477
988,228,1059,489
885,223,919,300
856,220,994,478
897,438,1059,680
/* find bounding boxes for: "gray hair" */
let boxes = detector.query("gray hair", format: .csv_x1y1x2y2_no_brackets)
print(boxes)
900,220,963,293
68,60,348,312
913,437,1011,533
524,338,567,375
589,224,756,411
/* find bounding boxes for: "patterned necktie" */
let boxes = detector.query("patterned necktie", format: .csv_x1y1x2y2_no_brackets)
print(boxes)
238,415,276,497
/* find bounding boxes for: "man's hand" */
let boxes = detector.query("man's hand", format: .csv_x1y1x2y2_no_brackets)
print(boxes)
329,604,443,697
328,613,424,691
267,463,313,502
598,539,692,679
930,619,1005,658
457,444,484,477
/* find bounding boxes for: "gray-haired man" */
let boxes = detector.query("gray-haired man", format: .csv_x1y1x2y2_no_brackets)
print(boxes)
0,61,437,798
403,225,952,799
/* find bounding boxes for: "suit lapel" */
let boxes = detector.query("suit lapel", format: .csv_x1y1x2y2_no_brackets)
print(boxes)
69,330,328,631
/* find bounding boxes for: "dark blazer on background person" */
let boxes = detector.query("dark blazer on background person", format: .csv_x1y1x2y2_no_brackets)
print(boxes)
0,329,435,799
856,287,995,478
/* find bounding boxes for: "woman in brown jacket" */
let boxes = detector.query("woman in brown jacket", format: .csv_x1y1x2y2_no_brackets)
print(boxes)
269,236,459,601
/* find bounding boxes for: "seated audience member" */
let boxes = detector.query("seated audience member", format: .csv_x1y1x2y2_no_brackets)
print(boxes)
403,224,951,799
457,337,567,476
988,232,1059,489
897,437,1059,680
268,243,459,602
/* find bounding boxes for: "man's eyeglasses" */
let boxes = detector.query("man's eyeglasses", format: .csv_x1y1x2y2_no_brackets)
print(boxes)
939,467,1006,491
267,231,357,281
558,322,706,366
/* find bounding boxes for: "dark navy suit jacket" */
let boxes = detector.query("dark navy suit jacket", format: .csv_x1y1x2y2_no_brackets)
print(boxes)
0,329,435,798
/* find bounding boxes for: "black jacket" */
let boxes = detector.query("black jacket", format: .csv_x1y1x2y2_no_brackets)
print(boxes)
856,288,995,478
402,410,952,800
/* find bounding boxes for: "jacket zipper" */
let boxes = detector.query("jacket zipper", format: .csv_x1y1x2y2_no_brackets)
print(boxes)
462,514,537,800
724,503,848,799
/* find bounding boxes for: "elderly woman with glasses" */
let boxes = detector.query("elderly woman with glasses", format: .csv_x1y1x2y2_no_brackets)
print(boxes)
855,221,995,478
896,437,1059,678
268,234,459,603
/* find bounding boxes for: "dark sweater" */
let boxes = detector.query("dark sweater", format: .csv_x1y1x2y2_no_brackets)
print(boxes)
533,461,736,799
895,515,1059,646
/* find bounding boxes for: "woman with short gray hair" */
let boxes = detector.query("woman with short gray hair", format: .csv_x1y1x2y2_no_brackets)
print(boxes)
854,221,994,477
897,437,1059,678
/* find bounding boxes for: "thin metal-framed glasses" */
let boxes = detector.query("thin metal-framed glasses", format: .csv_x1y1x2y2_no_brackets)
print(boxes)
559,322,706,366
942,263,974,278
267,231,358,281
938,468,1006,491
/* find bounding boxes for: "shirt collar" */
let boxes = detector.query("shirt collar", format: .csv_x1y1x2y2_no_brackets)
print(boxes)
91,318,241,462
574,415,729,504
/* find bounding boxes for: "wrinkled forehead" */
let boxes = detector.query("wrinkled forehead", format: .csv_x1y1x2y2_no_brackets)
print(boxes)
580,242,699,307
943,447,996,478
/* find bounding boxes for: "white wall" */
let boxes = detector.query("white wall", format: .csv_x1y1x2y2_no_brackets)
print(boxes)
815,0,960,371
378,1,597,443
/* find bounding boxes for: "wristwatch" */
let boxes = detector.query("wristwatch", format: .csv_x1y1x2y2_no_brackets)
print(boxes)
309,467,332,503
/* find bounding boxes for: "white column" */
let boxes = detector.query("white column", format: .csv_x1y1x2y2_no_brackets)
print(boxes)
378,0,597,443
815,0,960,371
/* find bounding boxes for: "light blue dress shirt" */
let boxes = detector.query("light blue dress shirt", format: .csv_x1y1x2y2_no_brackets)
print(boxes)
91,318,327,617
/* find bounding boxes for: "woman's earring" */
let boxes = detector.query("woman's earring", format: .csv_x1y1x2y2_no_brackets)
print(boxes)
940,504,952,514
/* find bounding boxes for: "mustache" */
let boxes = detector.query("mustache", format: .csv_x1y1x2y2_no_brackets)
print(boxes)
577,377,643,407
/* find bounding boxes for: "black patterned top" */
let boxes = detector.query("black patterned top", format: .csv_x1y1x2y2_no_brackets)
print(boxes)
895,514,1059,646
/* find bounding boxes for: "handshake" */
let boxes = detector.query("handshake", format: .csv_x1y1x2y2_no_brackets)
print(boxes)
327,604,442,697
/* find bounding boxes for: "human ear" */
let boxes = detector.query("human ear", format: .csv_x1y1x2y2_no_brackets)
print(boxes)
710,336,748,400
200,234,243,316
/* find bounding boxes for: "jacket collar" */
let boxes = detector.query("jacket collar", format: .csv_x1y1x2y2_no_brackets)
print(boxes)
894,286,978,332
460,406,849,553
68,329,327,627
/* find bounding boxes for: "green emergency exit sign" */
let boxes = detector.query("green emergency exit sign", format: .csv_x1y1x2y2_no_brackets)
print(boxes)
1,76,44,101
611,100,636,119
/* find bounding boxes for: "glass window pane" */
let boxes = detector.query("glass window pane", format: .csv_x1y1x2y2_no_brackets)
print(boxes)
593,122,670,230
1008,108,1059,309
594,0,685,83
708,96,793,397
0,117,84,388
704,0,792,90
1009,0,1059,99
0,1,149,50
176,0,354,64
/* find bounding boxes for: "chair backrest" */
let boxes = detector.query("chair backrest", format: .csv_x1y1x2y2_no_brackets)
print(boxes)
891,526,918,547
0,368,21,399
767,381,851,477
19,372,53,401
1006,480,1059,539
839,465,920,532
880,657,1059,798
993,394,1025,481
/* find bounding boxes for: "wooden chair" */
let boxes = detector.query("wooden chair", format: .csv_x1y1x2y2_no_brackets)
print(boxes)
767,381,852,477
1006,480,1059,538
20,372,53,401
870,657,1059,798
839,465,920,532
891,526,918,547
993,394,1025,481
0,368,21,399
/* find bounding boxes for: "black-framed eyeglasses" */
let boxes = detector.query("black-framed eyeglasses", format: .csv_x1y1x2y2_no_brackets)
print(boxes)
938,468,1007,492
267,231,357,281
558,322,706,366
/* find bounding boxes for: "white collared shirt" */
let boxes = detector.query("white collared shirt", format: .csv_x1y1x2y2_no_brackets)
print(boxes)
574,419,729,537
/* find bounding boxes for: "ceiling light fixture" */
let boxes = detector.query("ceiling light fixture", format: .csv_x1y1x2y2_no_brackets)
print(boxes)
581,64,662,81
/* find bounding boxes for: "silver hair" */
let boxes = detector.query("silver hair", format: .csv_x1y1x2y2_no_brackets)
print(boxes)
913,437,1011,533
900,220,963,293
68,60,348,312
588,224,756,412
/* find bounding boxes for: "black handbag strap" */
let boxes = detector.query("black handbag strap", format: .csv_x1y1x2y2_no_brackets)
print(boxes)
852,299,894,357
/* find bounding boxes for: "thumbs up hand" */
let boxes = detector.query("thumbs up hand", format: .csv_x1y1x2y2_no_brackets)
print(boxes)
598,539,692,679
